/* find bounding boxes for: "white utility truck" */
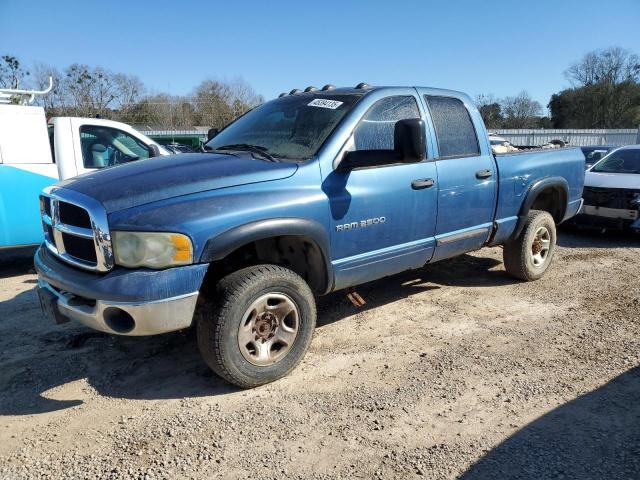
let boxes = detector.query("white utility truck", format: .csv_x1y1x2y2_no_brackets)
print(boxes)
0,79,169,249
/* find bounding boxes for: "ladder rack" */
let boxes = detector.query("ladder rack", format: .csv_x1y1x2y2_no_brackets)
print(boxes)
0,76,53,105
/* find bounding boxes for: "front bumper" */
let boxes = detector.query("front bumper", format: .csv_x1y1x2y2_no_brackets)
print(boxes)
34,246,209,336
572,203,640,231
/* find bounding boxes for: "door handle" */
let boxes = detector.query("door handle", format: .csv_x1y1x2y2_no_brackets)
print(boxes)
411,178,435,190
475,169,493,179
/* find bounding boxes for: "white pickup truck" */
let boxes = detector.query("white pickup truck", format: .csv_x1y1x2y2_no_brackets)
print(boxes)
0,87,169,250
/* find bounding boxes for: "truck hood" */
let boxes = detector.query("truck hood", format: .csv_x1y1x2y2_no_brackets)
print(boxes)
58,153,298,213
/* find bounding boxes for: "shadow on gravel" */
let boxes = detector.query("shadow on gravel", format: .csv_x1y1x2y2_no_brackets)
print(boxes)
0,323,239,416
0,247,37,279
462,366,640,480
317,253,511,327
1,252,510,416
558,227,640,249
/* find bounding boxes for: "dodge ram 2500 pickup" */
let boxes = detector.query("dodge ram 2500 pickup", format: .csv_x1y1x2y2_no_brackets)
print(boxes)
34,84,585,387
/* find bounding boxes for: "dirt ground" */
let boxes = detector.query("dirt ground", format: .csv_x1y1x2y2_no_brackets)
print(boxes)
0,229,639,480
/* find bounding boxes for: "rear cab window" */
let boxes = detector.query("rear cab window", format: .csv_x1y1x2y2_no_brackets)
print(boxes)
424,96,479,158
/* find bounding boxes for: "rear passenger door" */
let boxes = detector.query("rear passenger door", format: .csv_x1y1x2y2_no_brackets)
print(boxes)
419,93,497,262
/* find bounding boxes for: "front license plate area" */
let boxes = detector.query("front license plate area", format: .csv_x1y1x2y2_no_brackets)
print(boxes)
37,287,69,325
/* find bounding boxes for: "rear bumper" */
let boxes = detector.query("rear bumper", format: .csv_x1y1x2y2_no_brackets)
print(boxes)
34,246,209,335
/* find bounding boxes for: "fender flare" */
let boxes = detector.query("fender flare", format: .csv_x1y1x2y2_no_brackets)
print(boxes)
199,217,334,294
511,177,569,240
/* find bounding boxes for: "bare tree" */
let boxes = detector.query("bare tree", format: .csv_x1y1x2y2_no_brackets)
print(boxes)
31,62,67,113
475,94,503,128
119,94,197,129
193,78,263,128
0,55,29,89
63,64,121,117
565,47,640,87
500,91,543,128
2,53,267,130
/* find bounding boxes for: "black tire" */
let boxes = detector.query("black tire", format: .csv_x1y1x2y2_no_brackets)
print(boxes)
197,264,316,388
503,210,557,281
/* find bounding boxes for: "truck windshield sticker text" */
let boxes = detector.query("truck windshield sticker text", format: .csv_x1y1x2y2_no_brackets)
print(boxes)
336,217,386,232
308,99,343,109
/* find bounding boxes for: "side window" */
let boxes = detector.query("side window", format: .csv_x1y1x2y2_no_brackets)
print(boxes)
80,125,150,169
425,96,479,158
47,125,56,163
353,96,420,151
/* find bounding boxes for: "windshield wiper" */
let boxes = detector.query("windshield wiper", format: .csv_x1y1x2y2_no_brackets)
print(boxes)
214,143,276,161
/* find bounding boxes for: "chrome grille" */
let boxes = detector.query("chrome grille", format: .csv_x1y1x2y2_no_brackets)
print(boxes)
40,187,114,272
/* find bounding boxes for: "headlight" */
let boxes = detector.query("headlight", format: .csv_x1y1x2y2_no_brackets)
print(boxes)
112,231,193,268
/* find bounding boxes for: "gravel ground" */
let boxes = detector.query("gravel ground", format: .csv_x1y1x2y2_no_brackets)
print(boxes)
0,229,639,480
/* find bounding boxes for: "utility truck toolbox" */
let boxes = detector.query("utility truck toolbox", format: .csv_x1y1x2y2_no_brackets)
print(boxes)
35,84,585,388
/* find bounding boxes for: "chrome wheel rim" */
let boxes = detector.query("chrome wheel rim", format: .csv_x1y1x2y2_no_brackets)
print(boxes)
238,293,299,366
531,226,551,267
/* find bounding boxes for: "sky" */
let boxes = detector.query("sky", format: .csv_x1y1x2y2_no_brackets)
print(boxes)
1,0,639,112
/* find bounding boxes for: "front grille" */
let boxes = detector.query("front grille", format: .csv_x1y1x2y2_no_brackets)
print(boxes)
59,202,92,229
42,196,52,217
40,188,114,272
61,232,98,263
583,186,640,210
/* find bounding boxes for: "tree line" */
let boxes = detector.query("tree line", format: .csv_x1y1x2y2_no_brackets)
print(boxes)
2,46,639,130
0,55,263,129
476,47,640,129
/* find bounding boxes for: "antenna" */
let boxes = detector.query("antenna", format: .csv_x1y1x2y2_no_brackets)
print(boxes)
0,76,53,105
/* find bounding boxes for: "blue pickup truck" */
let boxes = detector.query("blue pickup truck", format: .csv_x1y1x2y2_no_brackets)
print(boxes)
35,85,584,387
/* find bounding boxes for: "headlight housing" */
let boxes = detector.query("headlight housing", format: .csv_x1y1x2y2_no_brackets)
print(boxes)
112,231,193,269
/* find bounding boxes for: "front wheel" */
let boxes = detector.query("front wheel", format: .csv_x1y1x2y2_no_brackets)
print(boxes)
197,264,316,388
503,210,557,281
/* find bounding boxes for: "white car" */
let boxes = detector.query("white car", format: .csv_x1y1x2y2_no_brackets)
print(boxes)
579,145,640,231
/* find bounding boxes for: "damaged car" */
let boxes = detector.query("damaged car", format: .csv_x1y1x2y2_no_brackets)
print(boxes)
577,145,640,232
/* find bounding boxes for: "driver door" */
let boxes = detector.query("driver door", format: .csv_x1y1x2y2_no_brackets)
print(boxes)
326,94,439,290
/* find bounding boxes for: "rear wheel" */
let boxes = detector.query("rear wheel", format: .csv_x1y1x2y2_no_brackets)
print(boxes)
504,210,557,281
197,264,316,388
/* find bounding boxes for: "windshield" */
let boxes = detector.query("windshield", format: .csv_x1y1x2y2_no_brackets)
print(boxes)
205,93,362,161
592,148,640,174
582,147,610,162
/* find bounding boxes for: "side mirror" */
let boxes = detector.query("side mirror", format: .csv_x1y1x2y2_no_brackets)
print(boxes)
148,144,161,158
394,118,426,163
207,128,219,141
337,118,426,172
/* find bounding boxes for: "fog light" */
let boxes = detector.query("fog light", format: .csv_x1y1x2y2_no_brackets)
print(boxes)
103,307,135,333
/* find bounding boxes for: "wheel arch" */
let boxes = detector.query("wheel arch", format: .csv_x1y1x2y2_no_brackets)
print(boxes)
511,177,568,240
199,218,333,295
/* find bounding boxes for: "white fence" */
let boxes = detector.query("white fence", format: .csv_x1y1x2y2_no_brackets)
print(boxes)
491,129,640,147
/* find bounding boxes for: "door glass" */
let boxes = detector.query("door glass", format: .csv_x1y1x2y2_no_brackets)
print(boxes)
425,96,479,158
353,96,420,151
80,125,150,169
47,125,56,163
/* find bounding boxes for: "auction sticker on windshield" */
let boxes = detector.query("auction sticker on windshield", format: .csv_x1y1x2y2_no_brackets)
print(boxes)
308,99,343,109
